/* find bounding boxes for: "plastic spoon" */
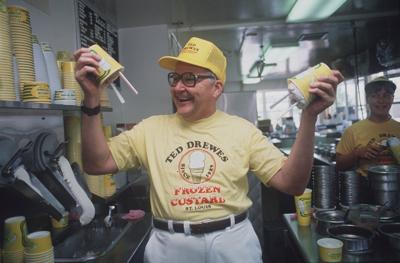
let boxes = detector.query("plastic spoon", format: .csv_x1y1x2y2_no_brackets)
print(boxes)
119,72,138,95
110,83,125,104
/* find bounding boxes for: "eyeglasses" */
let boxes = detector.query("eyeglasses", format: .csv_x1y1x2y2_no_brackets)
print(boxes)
168,72,216,87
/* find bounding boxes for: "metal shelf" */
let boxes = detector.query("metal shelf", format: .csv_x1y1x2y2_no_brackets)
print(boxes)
0,101,112,112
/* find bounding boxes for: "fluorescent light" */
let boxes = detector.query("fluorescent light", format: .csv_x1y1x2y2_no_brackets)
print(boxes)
263,43,299,62
287,0,348,23
243,77,262,85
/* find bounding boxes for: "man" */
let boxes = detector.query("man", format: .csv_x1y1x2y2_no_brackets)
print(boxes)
74,37,343,263
336,77,400,178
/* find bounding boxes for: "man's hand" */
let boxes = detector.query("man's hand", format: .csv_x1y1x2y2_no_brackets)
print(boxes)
355,144,384,160
73,48,103,107
304,70,344,117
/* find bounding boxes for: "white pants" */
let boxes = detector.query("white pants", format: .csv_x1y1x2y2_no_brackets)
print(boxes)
144,219,262,263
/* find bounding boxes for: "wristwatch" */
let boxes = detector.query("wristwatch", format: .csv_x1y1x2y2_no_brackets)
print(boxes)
81,104,101,116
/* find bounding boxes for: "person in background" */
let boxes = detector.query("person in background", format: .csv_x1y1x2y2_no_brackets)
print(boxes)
74,37,343,263
336,77,400,176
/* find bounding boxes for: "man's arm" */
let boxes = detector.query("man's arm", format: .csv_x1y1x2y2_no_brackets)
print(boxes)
74,48,119,175
268,70,344,195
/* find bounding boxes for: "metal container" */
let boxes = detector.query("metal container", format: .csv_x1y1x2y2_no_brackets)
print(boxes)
315,210,346,236
312,165,337,210
378,223,400,250
327,224,375,253
368,165,400,208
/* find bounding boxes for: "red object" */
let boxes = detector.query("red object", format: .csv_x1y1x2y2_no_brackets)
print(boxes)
121,209,145,221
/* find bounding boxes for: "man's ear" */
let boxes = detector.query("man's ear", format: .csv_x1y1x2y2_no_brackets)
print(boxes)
213,80,224,98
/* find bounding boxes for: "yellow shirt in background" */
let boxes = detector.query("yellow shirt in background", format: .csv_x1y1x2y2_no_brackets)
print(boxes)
336,118,400,176
108,110,286,221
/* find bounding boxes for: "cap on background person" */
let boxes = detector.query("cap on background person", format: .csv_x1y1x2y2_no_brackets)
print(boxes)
159,37,227,84
365,76,397,94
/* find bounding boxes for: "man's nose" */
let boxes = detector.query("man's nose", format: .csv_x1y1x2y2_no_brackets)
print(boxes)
173,80,187,90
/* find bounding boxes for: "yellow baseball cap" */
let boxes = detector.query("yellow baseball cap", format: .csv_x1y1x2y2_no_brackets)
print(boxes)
159,37,227,84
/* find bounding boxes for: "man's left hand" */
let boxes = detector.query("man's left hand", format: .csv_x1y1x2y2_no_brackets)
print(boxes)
305,70,344,116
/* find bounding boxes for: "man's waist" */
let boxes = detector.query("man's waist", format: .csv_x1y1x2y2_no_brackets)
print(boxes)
152,211,248,235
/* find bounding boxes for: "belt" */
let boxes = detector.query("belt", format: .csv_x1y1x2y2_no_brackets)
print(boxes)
152,212,247,235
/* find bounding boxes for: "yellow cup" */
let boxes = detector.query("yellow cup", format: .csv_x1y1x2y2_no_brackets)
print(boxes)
50,211,69,229
294,188,312,226
317,238,343,262
288,63,332,108
89,44,124,85
3,216,27,252
61,61,76,73
25,231,53,254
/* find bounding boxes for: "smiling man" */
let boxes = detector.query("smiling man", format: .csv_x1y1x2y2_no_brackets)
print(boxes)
74,37,343,263
336,77,400,179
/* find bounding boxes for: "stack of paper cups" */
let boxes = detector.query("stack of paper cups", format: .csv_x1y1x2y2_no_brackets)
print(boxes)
2,216,27,263
288,63,332,109
56,50,72,78
8,5,35,96
0,0,17,101
61,61,82,105
24,231,54,263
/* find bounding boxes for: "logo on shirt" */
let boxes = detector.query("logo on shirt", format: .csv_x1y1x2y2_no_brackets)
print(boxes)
178,149,216,184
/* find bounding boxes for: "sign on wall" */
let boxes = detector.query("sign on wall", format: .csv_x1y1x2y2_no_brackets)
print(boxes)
76,0,118,61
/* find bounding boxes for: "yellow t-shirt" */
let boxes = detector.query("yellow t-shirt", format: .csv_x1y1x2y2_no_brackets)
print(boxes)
336,119,400,176
108,110,286,221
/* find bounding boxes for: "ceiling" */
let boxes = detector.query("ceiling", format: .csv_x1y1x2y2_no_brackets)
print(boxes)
115,0,400,87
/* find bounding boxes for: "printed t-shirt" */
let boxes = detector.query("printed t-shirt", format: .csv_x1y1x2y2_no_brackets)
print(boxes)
108,110,286,221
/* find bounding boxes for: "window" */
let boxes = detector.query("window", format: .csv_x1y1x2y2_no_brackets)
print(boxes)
256,89,300,128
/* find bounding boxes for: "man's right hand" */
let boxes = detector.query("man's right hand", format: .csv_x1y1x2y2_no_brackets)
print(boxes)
73,48,102,106
355,144,384,160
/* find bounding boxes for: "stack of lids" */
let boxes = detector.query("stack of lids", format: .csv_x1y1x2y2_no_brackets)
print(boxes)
0,0,17,101
61,61,83,105
8,5,35,95
53,88,76,105
41,42,61,102
32,35,49,85
22,81,51,104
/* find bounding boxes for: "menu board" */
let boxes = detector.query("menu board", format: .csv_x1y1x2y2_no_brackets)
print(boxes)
77,0,119,61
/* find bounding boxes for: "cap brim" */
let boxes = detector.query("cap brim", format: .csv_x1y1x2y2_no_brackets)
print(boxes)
366,80,396,92
158,56,209,72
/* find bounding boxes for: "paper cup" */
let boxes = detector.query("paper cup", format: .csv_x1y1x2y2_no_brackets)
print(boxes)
294,188,312,226
25,231,53,254
317,238,343,262
51,211,69,229
3,216,27,252
89,44,124,85
288,63,332,109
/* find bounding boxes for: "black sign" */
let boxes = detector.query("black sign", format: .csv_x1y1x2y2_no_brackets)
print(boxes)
77,0,118,61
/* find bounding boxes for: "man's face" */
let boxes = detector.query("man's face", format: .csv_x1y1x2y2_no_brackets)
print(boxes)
169,62,222,121
366,87,394,118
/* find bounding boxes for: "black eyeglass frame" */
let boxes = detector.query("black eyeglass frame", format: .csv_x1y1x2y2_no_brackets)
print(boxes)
167,72,216,87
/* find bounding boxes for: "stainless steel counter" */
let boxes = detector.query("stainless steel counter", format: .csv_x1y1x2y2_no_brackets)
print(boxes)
283,213,400,263
54,214,152,262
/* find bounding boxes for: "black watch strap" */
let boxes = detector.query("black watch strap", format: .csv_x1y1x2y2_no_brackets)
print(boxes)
81,104,101,116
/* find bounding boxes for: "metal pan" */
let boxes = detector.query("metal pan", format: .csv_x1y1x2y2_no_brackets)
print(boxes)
327,224,375,253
